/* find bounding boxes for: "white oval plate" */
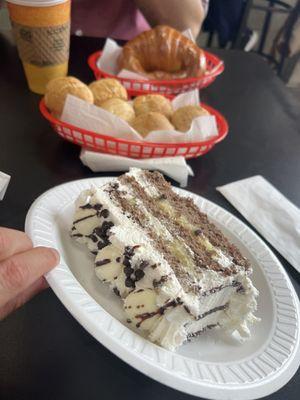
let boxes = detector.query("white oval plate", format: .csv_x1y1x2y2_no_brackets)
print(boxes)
25,177,300,400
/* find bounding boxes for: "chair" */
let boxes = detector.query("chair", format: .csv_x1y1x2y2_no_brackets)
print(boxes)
234,0,300,82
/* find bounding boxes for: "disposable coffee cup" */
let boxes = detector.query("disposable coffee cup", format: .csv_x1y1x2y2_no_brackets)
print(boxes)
6,0,71,94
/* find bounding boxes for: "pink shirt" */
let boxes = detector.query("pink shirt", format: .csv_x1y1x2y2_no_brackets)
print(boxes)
71,0,150,40
71,0,209,40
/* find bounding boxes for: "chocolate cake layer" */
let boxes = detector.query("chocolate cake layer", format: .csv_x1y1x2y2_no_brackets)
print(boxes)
142,171,250,269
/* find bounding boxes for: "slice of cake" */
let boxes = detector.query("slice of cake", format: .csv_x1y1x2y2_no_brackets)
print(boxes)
71,169,259,351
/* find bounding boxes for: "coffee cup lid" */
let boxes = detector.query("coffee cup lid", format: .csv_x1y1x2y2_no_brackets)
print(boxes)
6,0,68,6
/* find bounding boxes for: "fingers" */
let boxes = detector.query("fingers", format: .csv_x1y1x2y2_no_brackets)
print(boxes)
0,277,48,320
0,227,33,262
0,246,59,306
0,228,59,321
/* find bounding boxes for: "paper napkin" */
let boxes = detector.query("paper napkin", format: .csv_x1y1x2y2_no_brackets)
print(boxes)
217,176,300,273
0,171,11,200
80,149,194,187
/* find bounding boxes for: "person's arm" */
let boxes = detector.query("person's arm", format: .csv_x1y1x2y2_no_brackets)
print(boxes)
134,0,206,38
0,227,59,320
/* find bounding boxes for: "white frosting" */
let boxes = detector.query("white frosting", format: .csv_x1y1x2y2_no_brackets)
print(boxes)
220,275,260,338
213,249,234,269
128,168,160,197
71,169,259,351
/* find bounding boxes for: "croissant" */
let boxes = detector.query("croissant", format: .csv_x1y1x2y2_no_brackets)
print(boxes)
118,25,206,80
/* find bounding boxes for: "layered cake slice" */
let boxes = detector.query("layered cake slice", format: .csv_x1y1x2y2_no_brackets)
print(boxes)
71,169,259,351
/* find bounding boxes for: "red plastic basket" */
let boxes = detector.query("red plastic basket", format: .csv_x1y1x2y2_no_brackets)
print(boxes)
40,99,228,159
88,50,224,95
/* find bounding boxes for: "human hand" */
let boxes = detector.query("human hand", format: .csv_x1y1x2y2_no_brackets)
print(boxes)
0,227,59,320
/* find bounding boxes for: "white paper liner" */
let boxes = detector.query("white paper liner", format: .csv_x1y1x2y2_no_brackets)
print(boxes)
61,89,218,143
80,149,194,187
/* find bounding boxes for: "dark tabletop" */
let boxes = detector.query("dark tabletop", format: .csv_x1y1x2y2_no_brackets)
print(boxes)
0,35,299,400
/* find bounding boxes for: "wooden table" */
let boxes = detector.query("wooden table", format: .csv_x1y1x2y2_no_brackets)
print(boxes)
0,35,299,400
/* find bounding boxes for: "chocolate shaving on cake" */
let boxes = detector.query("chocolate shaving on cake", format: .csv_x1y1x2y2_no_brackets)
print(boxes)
100,209,109,218
79,203,94,210
135,298,182,328
187,324,218,339
197,303,228,320
153,275,169,288
95,259,111,266
73,214,96,225
71,233,83,238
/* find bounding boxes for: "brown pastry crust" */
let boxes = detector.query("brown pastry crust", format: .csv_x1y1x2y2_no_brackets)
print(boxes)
131,112,174,137
118,25,206,80
100,98,135,123
45,76,94,117
89,78,128,106
133,94,173,118
171,105,209,132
